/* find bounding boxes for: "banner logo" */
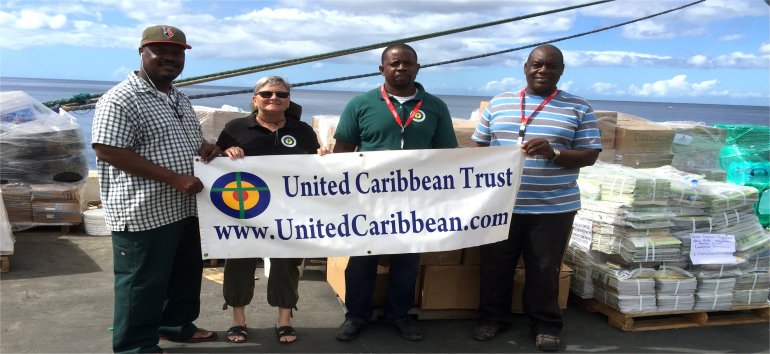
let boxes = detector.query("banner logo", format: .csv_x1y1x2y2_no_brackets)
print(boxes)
210,172,271,219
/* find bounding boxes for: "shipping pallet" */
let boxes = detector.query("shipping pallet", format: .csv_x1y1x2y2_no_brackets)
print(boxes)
1,255,9,273
572,296,769,332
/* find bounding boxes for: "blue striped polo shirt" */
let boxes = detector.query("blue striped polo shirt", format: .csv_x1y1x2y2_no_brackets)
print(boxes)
472,90,602,214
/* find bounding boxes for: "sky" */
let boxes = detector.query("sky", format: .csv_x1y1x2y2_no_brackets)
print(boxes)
0,0,769,106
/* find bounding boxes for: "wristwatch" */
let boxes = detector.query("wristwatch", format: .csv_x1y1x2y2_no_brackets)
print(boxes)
550,148,561,160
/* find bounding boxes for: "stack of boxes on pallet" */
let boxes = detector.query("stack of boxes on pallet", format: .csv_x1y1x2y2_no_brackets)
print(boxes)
327,249,572,316
566,111,770,316
0,91,89,230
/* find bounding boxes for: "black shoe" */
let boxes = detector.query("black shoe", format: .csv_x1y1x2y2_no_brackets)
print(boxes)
470,323,501,341
392,319,423,341
535,333,561,352
336,319,365,341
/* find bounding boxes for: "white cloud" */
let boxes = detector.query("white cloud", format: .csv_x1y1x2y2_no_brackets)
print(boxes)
718,34,743,41
687,55,708,66
559,80,573,92
628,75,719,97
584,0,768,40
760,42,770,57
592,82,617,94
622,21,674,40
687,52,769,69
16,9,48,29
481,77,524,93
565,51,673,67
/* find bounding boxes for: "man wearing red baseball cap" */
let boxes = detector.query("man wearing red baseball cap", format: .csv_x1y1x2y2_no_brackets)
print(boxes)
92,24,221,353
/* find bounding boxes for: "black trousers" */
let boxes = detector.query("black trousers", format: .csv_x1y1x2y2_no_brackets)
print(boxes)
478,211,576,335
223,257,302,310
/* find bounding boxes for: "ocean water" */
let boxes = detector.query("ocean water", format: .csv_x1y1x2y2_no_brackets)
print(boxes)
1,77,768,169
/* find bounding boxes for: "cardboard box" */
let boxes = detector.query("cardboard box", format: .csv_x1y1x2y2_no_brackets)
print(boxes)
31,201,81,223
462,246,481,265
598,149,615,163
613,152,675,168
419,265,480,310
0,184,32,223
195,108,248,144
478,101,489,119
311,115,340,151
419,265,572,311
30,183,82,202
451,118,480,148
84,170,101,204
613,114,675,152
453,127,477,148
420,250,463,266
326,256,419,308
595,111,617,150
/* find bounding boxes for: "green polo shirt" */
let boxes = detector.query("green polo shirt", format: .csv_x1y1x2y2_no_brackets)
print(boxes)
334,82,458,152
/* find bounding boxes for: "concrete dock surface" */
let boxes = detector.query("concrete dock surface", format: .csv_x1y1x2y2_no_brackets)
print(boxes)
1,227,768,353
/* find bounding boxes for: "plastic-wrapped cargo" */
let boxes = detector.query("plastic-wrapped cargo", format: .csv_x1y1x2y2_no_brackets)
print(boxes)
659,121,727,181
716,124,770,166
610,113,676,168
0,91,88,184
716,124,770,189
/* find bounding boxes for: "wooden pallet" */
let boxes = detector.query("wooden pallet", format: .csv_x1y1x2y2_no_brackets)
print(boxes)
1,255,9,273
573,297,769,332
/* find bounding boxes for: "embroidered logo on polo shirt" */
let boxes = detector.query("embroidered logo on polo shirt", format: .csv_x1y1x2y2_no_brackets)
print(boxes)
209,172,271,219
281,135,297,147
412,110,426,123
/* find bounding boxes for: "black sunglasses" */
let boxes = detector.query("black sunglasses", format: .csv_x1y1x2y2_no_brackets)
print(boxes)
257,91,290,99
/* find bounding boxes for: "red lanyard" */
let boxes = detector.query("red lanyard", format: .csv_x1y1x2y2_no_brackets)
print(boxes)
381,85,423,149
518,87,558,144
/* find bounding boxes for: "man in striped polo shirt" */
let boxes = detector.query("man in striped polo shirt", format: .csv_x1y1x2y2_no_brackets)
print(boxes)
469,44,602,352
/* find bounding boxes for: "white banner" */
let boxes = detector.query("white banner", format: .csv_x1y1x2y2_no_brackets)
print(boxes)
195,146,523,259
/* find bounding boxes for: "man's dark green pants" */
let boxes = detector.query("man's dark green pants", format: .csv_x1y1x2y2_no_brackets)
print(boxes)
111,217,203,353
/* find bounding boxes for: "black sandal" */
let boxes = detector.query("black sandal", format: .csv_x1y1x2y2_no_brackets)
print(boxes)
225,325,248,343
275,325,298,344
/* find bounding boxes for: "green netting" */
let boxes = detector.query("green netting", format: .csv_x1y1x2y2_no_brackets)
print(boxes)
715,124,770,170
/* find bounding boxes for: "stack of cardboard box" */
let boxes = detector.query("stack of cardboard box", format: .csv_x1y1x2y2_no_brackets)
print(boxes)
596,112,676,168
327,248,572,316
0,182,84,226
30,184,83,224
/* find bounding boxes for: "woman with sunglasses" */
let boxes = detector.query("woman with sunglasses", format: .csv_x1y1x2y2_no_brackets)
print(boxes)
215,75,320,344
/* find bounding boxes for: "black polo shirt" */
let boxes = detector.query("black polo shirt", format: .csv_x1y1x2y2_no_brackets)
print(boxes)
215,113,320,156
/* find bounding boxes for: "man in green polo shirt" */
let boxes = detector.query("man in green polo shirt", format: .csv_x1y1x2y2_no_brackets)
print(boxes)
332,43,457,342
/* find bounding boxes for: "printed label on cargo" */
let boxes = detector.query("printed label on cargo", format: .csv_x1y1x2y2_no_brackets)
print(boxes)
673,133,694,145
690,233,737,265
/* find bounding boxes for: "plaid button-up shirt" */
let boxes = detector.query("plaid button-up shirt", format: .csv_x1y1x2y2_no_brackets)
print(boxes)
92,72,204,231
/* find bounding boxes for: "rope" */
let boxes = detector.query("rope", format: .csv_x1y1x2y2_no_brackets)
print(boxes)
173,0,614,87
45,0,612,109
54,0,704,111
180,0,710,102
